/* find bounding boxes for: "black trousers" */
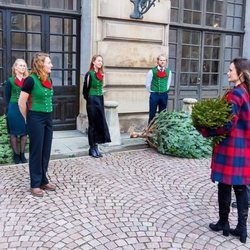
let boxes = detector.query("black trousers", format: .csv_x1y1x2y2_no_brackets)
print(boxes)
27,111,53,188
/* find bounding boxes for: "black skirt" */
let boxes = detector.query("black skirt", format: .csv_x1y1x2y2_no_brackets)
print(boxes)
86,95,111,146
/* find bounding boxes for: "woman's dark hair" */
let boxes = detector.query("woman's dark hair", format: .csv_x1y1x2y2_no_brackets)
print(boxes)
231,57,250,93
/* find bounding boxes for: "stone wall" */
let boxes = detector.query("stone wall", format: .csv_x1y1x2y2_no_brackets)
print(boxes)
77,0,171,133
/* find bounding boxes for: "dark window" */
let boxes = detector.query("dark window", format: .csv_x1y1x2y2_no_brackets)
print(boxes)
205,0,223,28
49,17,77,86
10,13,42,63
226,0,244,30
169,0,245,107
0,0,80,12
180,30,201,86
170,0,244,32
168,29,178,87
202,33,221,86
183,0,202,25
223,34,242,85
170,0,179,22
0,6,81,123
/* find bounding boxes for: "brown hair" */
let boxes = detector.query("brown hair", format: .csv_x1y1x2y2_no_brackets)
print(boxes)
89,54,104,73
231,57,250,93
12,58,29,77
30,52,50,81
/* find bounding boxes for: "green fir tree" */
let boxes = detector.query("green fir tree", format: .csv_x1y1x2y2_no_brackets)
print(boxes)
191,96,233,146
146,111,212,159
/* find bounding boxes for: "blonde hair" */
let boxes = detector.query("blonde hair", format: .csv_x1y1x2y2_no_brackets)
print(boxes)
12,58,29,77
30,52,50,81
157,54,167,61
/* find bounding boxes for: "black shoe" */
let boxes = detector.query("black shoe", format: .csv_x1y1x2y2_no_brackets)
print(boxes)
94,145,103,158
89,147,99,158
209,220,230,236
13,153,21,164
20,153,27,163
230,227,247,243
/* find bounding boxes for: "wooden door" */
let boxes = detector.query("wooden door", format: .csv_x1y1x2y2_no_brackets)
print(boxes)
0,9,80,130
177,30,222,107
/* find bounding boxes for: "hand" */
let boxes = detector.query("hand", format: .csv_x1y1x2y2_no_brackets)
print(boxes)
194,126,207,137
198,128,208,137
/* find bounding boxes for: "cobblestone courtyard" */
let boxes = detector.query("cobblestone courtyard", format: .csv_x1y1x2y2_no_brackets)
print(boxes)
0,149,249,249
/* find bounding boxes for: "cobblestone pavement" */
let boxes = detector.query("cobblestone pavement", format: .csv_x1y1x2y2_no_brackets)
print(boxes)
0,149,250,250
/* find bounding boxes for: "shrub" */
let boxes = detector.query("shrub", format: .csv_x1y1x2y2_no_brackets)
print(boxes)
0,115,13,164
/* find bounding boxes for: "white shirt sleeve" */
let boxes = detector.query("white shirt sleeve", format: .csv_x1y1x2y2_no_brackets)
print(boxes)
145,70,153,92
167,70,172,91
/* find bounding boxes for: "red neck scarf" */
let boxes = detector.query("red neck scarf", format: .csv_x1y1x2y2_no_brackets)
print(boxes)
90,67,103,81
157,67,167,78
95,71,103,81
41,79,52,89
14,78,25,87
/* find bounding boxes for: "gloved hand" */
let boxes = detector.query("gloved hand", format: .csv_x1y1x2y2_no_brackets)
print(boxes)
194,126,208,137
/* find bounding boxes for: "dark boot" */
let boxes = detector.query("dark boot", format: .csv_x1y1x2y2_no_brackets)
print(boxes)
230,226,247,243
209,183,231,236
94,145,103,158
89,146,99,158
20,153,27,163
230,185,248,243
232,201,250,208
13,153,21,164
209,221,230,236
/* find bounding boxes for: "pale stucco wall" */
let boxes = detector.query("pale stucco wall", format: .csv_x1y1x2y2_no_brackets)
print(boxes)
77,0,171,133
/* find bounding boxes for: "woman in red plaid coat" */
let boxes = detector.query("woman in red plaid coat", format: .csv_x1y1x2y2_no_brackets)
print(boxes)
199,58,250,243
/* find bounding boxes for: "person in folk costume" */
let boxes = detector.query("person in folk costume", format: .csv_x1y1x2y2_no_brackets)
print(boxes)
198,58,250,243
18,52,56,197
82,55,111,158
145,54,172,124
4,59,29,164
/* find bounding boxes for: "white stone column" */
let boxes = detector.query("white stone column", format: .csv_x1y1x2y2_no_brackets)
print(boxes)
104,101,121,146
182,98,197,114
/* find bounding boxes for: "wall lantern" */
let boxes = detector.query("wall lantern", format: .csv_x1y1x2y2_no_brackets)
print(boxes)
130,0,160,19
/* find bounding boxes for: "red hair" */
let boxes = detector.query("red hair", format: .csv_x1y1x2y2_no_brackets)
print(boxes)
89,54,104,74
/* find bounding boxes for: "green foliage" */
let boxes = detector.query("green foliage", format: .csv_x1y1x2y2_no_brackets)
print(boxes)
147,111,212,159
0,115,13,164
191,96,233,146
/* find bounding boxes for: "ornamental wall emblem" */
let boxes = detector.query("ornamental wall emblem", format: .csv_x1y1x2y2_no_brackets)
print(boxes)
130,0,160,19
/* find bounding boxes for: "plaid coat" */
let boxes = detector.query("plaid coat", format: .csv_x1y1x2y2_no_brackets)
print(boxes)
200,83,250,185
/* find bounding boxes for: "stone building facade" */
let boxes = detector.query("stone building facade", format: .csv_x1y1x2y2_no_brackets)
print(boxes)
0,0,249,132
77,0,171,133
